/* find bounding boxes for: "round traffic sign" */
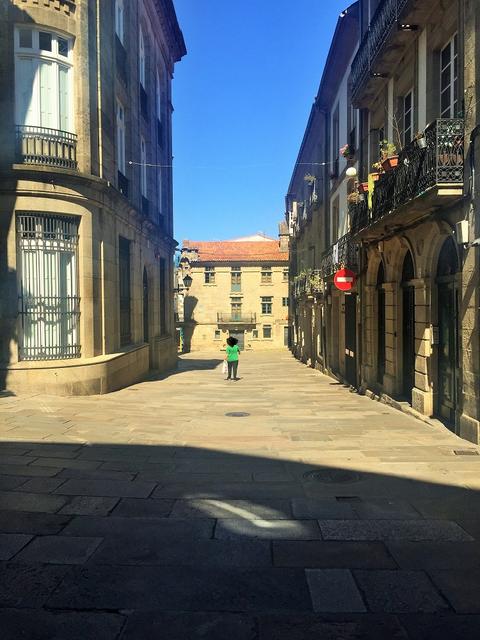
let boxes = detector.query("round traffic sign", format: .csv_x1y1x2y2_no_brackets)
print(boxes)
334,268,356,291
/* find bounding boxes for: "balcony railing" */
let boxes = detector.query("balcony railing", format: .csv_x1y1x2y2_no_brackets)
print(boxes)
293,269,323,299
351,0,410,100
321,234,359,277
349,197,369,236
115,35,128,85
217,313,256,324
16,125,77,170
351,119,464,235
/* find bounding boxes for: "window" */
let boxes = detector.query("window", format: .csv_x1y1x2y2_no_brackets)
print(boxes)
282,297,289,307
440,34,458,118
116,100,126,175
403,90,414,145
263,325,272,339
115,0,125,44
119,237,131,346
261,296,272,314
159,257,167,335
261,266,272,283
140,136,147,196
156,69,162,121
214,329,221,340
231,267,241,292
283,268,289,282
231,297,242,321
139,28,146,88
332,105,339,177
204,266,215,284
252,329,258,339
17,214,80,360
331,198,339,245
157,168,163,220
15,28,73,132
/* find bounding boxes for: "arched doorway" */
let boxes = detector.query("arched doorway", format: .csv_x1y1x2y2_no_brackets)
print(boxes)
401,251,415,401
377,261,385,384
436,236,459,426
143,267,149,343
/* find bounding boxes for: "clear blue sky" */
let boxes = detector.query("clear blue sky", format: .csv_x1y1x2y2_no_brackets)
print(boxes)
172,0,348,242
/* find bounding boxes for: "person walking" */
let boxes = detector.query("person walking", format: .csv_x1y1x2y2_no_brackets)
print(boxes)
225,336,240,380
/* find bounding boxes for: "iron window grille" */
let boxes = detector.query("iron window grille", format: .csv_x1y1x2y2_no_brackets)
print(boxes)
17,213,80,360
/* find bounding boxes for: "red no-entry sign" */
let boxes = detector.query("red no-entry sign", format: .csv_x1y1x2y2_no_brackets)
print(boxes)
334,268,356,291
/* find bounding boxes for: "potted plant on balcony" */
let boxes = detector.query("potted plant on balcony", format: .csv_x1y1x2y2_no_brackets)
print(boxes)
347,191,363,205
413,131,427,149
304,173,315,185
379,140,398,171
340,144,354,159
358,181,369,194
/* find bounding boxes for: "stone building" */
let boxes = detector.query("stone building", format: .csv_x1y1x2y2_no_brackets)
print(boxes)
0,0,185,394
288,0,480,443
178,230,290,352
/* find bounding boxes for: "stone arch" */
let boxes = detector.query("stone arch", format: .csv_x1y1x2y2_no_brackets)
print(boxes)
421,220,456,279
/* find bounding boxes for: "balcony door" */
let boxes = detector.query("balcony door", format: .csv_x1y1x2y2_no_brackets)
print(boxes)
344,293,357,386
436,237,459,427
377,261,385,384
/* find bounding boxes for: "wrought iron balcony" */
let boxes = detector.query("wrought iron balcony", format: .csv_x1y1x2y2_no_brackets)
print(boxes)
217,313,256,325
293,269,323,299
351,119,464,238
351,0,411,104
349,197,369,236
16,125,77,170
321,234,359,277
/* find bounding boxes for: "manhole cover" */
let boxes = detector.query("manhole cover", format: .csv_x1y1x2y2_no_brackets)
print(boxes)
303,469,362,484
454,449,479,456
225,412,250,417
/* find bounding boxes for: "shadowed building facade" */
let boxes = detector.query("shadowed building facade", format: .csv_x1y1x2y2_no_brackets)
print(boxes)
288,0,480,444
0,0,185,394
178,230,290,352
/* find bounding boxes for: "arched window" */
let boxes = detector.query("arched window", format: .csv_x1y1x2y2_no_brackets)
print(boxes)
401,250,415,283
437,236,459,277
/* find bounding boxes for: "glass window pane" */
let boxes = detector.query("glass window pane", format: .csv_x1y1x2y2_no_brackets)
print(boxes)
19,29,32,48
59,66,69,131
58,37,68,57
40,61,56,128
39,32,52,52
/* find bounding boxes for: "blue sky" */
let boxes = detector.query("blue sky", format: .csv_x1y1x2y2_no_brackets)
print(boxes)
172,0,348,242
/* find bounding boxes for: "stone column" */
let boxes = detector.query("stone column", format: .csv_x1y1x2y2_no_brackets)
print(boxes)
362,284,375,387
411,279,433,416
383,282,397,396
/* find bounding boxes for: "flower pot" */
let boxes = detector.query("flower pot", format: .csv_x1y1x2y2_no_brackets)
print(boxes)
358,182,369,194
370,172,380,182
415,136,427,149
381,155,399,171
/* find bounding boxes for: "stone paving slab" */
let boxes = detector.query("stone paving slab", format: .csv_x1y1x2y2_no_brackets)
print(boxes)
111,497,174,518
62,515,215,539
0,491,68,513
15,535,102,564
120,612,256,640
306,569,367,612
0,609,125,640
17,477,67,494
398,614,480,640
291,498,357,519
58,496,120,516
387,541,480,570
0,510,72,534
90,536,272,567
169,497,293,519
0,533,33,560
428,570,480,613
152,481,306,499
54,478,156,498
319,519,474,541
47,565,313,612
353,570,450,613
0,562,70,608
0,475,31,491
273,540,397,569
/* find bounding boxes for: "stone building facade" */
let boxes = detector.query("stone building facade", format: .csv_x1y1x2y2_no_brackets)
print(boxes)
288,0,480,444
178,231,290,352
0,0,185,394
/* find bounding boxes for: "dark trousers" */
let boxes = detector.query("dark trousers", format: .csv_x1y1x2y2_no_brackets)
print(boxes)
227,360,238,379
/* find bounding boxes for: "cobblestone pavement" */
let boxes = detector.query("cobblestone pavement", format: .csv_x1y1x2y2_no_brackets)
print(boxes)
1,350,480,639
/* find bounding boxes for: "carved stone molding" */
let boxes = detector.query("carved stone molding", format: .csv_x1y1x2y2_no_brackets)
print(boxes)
15,0,76,16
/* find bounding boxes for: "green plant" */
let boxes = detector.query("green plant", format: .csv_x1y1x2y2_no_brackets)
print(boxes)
379,140,397,159
304,174,315,185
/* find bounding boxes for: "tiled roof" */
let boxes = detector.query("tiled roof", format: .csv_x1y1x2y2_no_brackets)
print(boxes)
182,240,288,263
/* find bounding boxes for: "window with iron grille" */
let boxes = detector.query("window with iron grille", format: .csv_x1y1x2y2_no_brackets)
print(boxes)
263,324,272,339
16,213,80,360
261,296,272,314
282,297,289,307
231,267,241,292
119,236,131,346
261,266,272,283
204,266,215,284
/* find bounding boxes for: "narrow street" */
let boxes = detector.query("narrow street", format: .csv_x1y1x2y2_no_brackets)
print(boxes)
1,350,480,639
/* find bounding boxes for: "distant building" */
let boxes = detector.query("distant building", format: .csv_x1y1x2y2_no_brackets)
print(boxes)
178,226,290,351
0,0,185,394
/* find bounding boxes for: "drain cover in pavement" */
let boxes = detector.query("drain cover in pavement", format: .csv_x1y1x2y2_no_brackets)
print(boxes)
303,469,362,484
225,412,250,417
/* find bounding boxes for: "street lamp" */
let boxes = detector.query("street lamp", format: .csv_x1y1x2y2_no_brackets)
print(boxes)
182,273,192,290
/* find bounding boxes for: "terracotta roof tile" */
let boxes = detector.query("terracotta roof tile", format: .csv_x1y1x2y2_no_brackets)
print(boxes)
183,240,288,263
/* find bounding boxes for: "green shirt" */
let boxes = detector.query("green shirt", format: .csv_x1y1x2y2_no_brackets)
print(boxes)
226,345,240,362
